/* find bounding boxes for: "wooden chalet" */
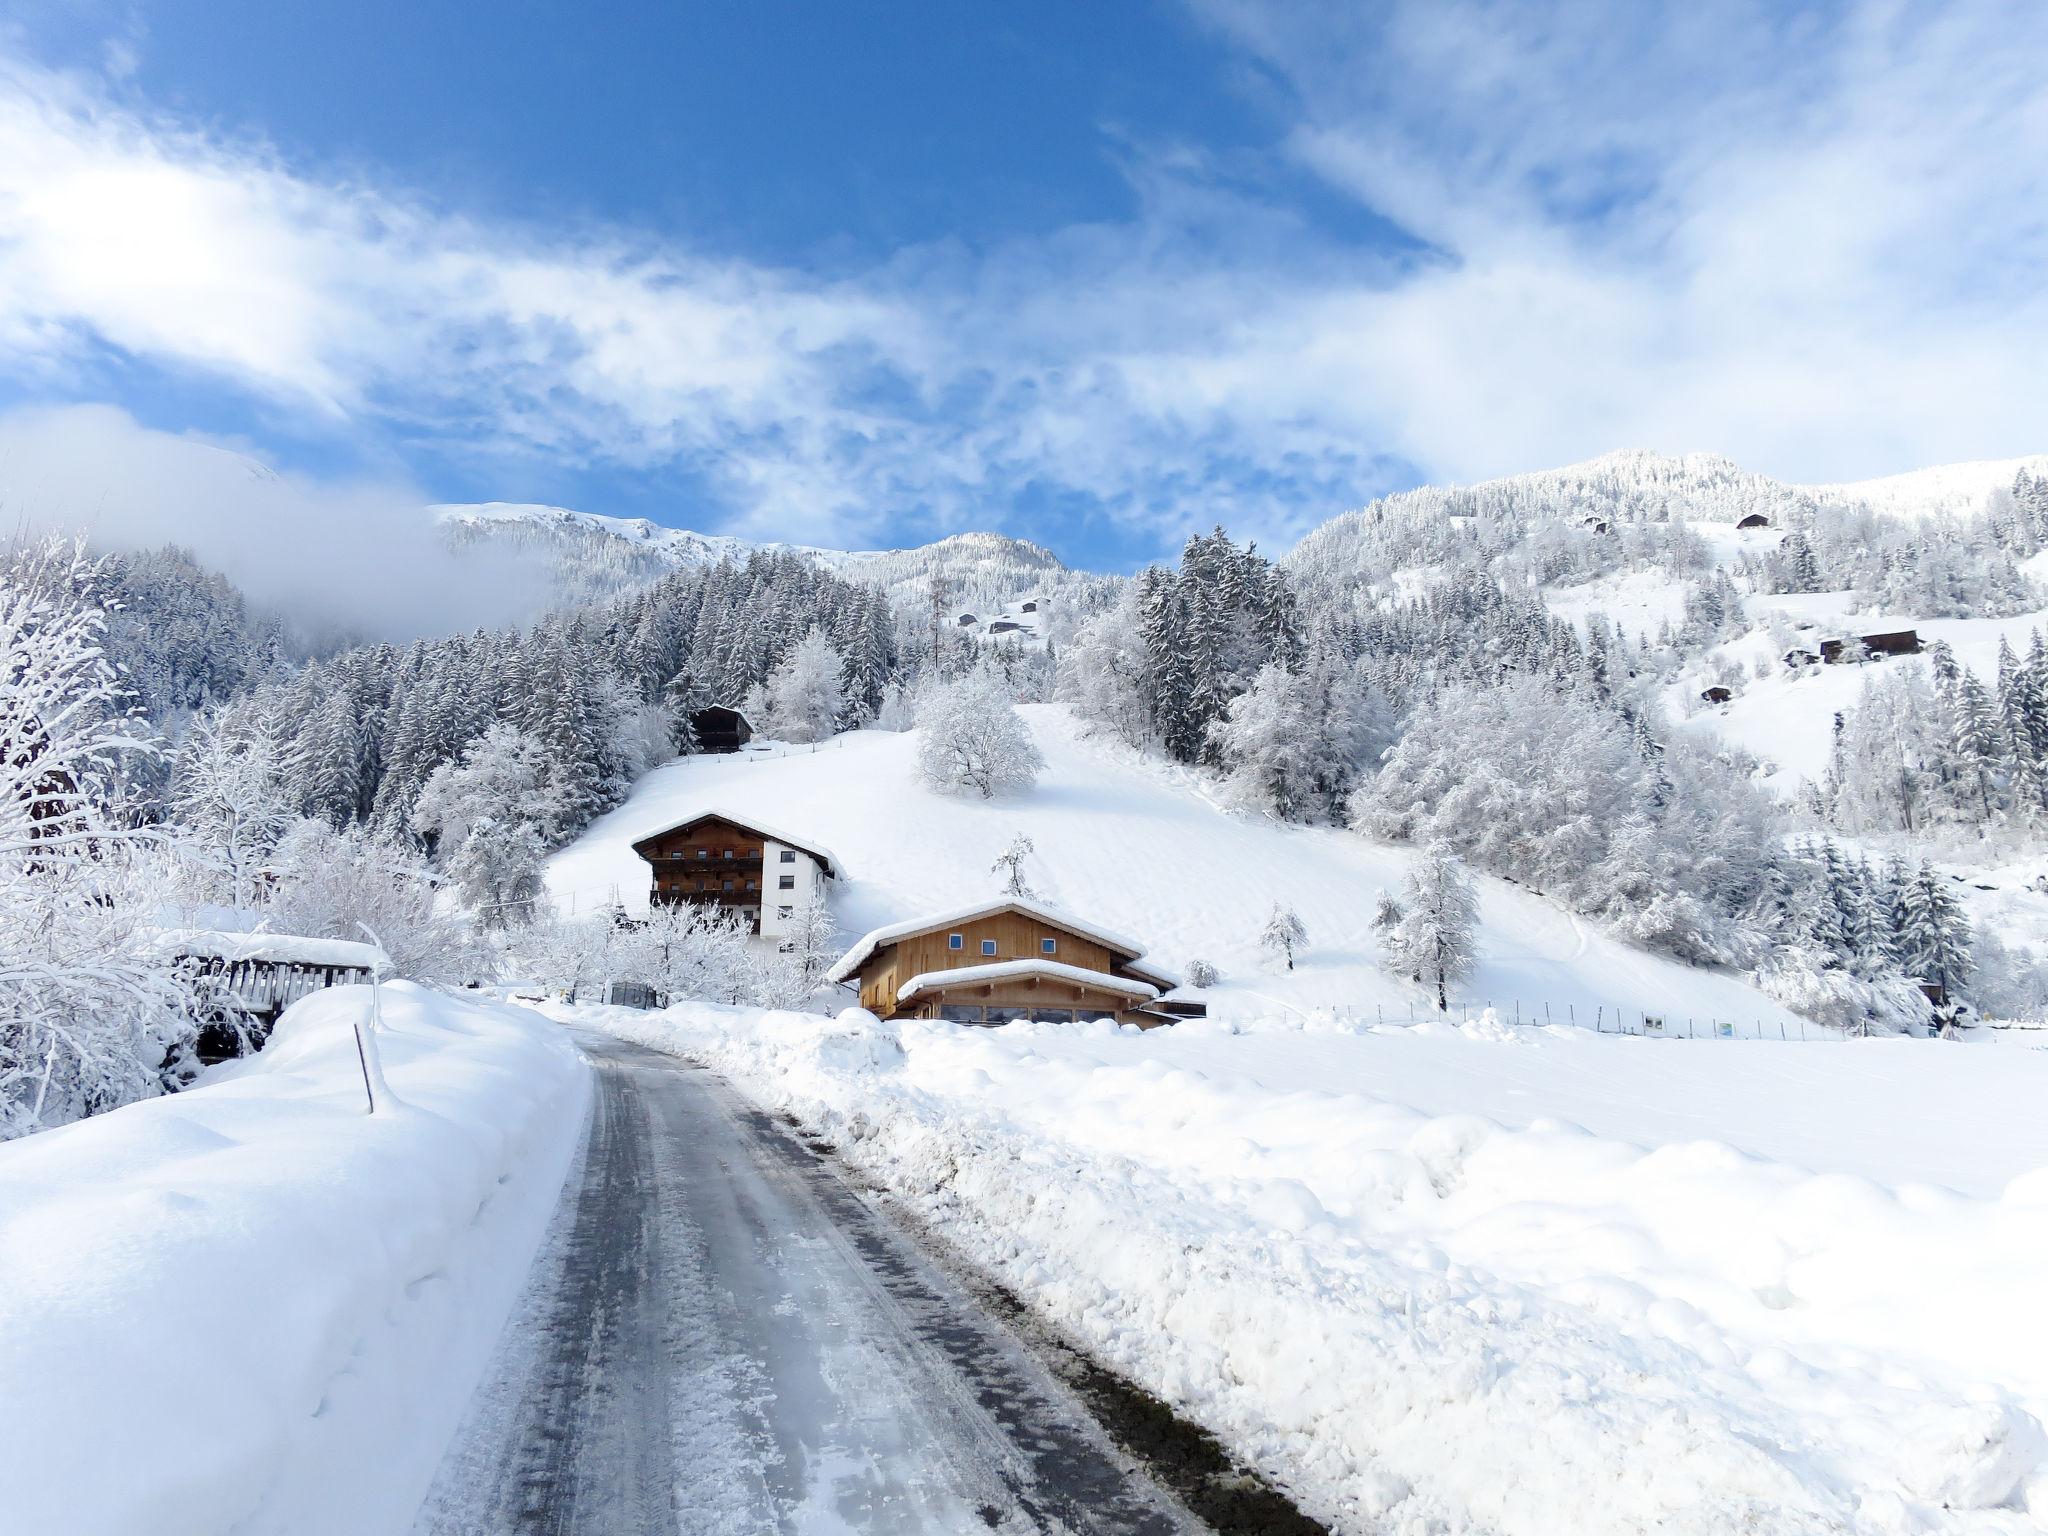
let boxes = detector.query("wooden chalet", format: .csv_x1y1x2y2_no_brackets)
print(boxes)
1736,512,1771,529
631,809,840,939
1700,685,1733,704
688,705,752,754
827,897,1203,1028
1821,629,1922,664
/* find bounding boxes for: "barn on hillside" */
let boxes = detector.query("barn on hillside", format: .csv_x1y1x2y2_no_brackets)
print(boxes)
1821,630,1923,664
688,705,752,754
1736,513,1771,530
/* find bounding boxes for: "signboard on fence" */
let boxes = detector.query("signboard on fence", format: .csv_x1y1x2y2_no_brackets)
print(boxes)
1644,1015,1663,1034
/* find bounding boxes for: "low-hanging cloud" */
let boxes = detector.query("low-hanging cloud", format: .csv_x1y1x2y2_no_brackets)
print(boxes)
0,403,558,641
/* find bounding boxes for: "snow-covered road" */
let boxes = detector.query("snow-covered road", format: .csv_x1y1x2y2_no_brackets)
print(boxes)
413,1030,1197,1535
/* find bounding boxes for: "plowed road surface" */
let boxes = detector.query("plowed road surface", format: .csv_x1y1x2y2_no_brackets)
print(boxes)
413,1030,1197,1535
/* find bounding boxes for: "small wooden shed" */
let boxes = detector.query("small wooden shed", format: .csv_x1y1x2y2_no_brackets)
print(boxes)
1737,513,1771,530
689,705,753,754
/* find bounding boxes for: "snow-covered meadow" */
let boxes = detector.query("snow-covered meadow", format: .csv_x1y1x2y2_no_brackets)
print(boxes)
0,985,588,1536
587,1001,2048,1535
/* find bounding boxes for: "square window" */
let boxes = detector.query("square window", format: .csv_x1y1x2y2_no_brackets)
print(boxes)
981,939,997,956
744,879,756,891
778,875,795,890
697,849,708,860
1041,938,1057,954
948,933,964,950
779,849,796,863
722,880,734,892
776,906,793,920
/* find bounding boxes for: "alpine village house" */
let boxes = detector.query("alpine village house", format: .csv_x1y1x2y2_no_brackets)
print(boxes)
826,896,1204,1028
632,810,840,942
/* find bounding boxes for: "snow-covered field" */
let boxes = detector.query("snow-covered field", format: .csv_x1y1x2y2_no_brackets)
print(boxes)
589,1002,2048,1535
546,704,1813,1033
0,985,588,1536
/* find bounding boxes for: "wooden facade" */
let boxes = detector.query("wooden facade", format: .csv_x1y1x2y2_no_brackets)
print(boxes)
1821,629,1922,664
688,705,752,754
179,952,377,1062
837,902,1199,1027
635,814,772,927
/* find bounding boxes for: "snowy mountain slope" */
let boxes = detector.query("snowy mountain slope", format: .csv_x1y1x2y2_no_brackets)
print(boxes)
1803,457,2048,521
430,501,838,565
546,704,1811,1032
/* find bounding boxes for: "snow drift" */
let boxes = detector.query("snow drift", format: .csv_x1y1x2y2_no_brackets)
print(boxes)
0,984,589,1536
590,1003,2048,1535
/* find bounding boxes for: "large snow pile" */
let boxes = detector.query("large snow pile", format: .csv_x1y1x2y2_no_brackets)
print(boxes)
590,1003,2048,1535
546,704,1811,1033
0,984,589,1536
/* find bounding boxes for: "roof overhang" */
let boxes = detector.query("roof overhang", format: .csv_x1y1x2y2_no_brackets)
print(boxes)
895,958,1160,1005
630,808,842,877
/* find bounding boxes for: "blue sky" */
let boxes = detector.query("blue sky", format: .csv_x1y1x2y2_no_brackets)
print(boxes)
1,0,2044,571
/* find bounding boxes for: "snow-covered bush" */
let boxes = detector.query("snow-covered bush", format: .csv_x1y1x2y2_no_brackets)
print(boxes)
916,665,1044,799
268,819,479,985
1184,958,1220,989
0,538,197,1139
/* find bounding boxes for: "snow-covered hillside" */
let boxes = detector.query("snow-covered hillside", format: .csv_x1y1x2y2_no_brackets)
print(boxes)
1804,457,2048,521
433,501,1077,613
547,705,1811,1032
594,1001,2048,1534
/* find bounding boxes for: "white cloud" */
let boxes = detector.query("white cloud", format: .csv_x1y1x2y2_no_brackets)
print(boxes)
0,6,2043,564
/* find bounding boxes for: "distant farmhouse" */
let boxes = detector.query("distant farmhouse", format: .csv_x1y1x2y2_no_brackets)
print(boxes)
632,810,840,940
828,897,1204,1028
1822,630,1922,664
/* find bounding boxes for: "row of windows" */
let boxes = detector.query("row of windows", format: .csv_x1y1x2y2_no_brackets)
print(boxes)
666,848,800,863
662,875,797,893
937,1004,1104,1025
947,933,1058,956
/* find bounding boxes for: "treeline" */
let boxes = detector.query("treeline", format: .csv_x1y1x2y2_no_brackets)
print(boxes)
236,550,901,845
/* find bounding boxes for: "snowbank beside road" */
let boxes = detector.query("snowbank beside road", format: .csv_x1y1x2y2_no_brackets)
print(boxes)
0,984,589,1536
590,1002,2048,1535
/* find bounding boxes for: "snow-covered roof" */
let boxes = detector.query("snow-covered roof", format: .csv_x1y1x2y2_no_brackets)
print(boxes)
629,808,844,878
144,929,385,971
827,895,1147,984
1120,956,1182,990
896,959,1160,1005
